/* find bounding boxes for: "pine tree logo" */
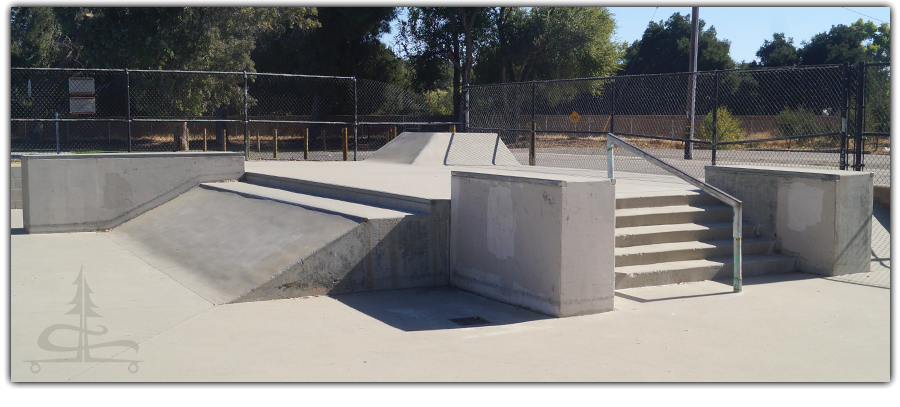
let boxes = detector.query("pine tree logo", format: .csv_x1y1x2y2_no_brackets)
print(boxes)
26,265,141,373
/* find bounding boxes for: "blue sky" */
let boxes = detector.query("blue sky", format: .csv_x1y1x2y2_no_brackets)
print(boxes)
383,6,890,65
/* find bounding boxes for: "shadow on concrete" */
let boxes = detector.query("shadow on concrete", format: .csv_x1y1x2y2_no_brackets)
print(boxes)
331,286,551,332
11,227,26,235
615,272,820,303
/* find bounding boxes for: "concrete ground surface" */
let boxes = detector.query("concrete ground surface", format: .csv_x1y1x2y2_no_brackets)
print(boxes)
8,195,891,382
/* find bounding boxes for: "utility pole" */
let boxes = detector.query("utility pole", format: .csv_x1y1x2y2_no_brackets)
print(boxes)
685,6,699,160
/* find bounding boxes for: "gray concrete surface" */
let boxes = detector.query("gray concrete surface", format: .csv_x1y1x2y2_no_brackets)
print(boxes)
21,152,244,233
450,170,615,317
105,184,449,304
707,165,873,276
10,207,890,382
10,162,22,209
367,132,520,166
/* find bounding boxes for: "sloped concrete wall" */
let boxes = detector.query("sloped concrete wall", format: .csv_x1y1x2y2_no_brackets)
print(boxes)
706,165,872,276
22,152,244,233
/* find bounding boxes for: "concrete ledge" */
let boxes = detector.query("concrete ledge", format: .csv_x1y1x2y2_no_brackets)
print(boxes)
706,165,872,276
22,152,244,233
450,170,616,317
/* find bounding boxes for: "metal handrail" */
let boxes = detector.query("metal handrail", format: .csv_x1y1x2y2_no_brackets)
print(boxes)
606,132,743,293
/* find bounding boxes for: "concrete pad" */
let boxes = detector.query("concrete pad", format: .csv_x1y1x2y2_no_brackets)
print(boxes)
10,208,890,382
245,160,700,203
10,228,211,382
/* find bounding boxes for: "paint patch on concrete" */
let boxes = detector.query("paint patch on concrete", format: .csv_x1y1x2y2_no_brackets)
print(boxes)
785,182,823,232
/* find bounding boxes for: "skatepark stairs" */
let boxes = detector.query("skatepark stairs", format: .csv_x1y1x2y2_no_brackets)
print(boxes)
614,191,797,289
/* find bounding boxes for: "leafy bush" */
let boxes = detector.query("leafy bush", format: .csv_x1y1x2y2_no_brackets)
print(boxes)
696,106,744,148
774,106,819,137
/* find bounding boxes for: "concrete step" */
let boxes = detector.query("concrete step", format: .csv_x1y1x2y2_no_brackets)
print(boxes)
615,204,734,228
243,171,438,214
614,237,775,267
615,221,758,248
615,254,797,289
616,191,721,210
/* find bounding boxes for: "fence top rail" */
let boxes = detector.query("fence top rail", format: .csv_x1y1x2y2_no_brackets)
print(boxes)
12,66,355,80
864,62,891,67
466,63,850,89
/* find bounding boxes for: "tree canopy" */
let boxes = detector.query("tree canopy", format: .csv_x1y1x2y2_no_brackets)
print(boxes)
798,19,890,65
619,12,735,75
755,33,799,67
474,7,621,84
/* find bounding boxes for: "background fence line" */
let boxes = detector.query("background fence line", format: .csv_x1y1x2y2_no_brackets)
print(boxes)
465,62,890,186
11,68,462,161
11,63,890,185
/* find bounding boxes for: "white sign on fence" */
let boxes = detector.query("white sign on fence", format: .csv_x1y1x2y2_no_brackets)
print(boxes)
70,97,96,114
69,77,95,95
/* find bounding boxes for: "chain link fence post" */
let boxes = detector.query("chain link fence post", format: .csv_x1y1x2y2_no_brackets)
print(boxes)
530,81,536,166
243,72,249,159
854,62,866,171
353,77,358,161
840,62,850,170
712,70,719,166
126,69,132,152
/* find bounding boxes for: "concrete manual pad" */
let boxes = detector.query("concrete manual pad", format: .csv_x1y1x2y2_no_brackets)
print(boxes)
107,186,361,304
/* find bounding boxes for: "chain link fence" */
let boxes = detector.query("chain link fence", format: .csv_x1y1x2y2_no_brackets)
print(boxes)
466,62,890,186
11,68,460,160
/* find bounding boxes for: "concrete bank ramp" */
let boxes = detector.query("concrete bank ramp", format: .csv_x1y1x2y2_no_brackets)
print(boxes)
366,132,520,166
107,183,447,304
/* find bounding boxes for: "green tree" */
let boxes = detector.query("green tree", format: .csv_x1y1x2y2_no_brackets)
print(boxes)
399,7,493,117
850,19,890,63
755,33,799,67
11,7,317,147
474,7,621,83
619,12,735,75
798,24,868,65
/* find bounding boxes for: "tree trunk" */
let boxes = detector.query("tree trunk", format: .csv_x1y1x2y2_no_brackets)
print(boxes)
174,121,189,151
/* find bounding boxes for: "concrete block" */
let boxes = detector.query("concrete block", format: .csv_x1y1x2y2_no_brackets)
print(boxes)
22,152,244,233
450,169,616,317
706,165,872,276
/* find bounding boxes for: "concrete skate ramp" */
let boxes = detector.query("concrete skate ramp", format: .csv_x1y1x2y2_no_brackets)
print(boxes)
107,186,361,304
366,132,520,166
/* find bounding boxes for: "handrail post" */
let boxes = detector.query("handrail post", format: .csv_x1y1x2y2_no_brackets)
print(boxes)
733,202,743,293
606,136,615,179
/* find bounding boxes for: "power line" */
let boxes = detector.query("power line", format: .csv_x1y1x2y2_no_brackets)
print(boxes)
841,7,887,24
625,7,659,77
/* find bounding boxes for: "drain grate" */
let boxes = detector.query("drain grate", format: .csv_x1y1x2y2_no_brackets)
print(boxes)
449,316,491,326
